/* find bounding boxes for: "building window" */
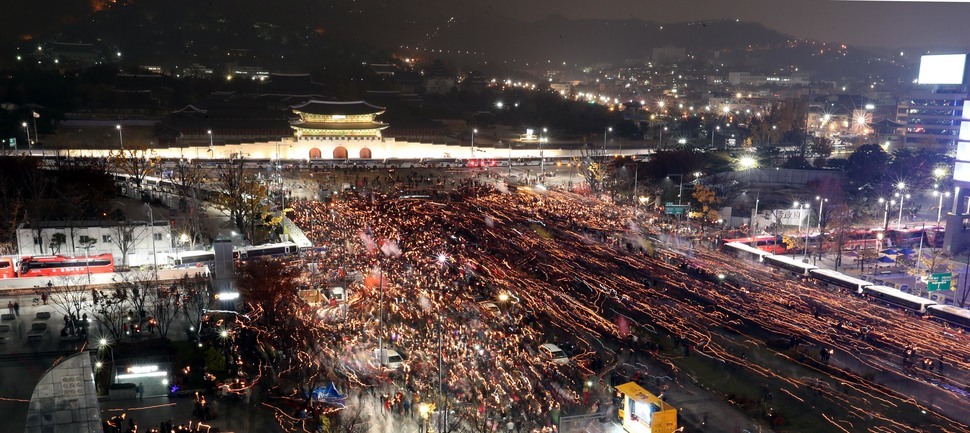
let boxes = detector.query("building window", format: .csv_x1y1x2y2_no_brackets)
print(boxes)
153,233,163,241
79,235,95,244
33,237,42,245
102,235,113,243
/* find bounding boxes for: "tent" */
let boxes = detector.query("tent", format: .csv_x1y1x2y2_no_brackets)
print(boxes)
309,382,346,403
898,248,916,255
877,255,895,263
881,249,898,255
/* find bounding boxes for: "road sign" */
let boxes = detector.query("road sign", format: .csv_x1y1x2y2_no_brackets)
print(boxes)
664,204,689,215
9,137,15,148
927,272,953,292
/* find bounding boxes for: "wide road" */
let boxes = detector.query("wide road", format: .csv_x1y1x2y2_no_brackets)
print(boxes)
287,185,969,432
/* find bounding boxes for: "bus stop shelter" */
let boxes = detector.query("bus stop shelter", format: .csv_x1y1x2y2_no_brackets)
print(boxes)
615,382,677,433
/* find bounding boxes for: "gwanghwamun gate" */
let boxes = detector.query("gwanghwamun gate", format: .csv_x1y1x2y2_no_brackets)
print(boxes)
27,100,642,161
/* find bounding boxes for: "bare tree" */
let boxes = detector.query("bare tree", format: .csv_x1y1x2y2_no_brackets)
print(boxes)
211,156,275,243
90,285,132,341
110,146,160,192
35,275,91,323
109,219,146,268
168,159,208,248
177,273,211,330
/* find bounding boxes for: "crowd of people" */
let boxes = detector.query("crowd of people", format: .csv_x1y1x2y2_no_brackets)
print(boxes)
226,172,970,432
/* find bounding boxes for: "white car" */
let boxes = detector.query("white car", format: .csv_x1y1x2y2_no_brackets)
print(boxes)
539,343,569,364
374,348,405,369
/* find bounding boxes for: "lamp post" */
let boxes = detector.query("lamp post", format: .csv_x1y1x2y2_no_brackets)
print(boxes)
116,124,124,150
144,204,158,284
667,174,684,205
711,126,720,148
749,190,760,245
22,122,31,152
879,198,895,231
435,254,449,432
203,129,213,160
81,240,95,284
794,201,803,259
816,196,827,262
505,140,512,178
603,127,612,160
935,190,951,224
803,203,811,261
659,126,667,149
470,128,477,161
98,338,116,383
540,128,547,180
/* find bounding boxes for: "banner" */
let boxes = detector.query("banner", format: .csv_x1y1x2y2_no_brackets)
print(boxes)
775,208,809,227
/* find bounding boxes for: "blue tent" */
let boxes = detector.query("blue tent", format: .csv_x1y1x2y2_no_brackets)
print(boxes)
881,249,898,255
309,382,346,402
877,255,895,263
898,248,916,255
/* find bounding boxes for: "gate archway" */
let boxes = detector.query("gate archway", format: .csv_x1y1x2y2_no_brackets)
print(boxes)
359,147,372,159
333,146,348,159
309,147,322,159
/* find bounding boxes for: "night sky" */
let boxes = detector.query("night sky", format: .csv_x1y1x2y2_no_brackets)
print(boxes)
483,0,970,49
5,0,970,51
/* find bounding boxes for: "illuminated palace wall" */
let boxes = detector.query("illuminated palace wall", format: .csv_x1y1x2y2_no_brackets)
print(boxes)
31,137,618,161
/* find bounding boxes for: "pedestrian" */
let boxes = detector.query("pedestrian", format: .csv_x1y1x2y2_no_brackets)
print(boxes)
136,383,143,401
13,301,19,316
41,293,48,305
6,301,12,314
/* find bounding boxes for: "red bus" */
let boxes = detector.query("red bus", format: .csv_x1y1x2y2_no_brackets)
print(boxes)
886,226,941,248
833,229,886,251
0,257,15,279
18,254,115,278
721,235,787,254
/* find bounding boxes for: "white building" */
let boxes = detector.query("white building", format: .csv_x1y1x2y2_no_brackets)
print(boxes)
16,220,173,268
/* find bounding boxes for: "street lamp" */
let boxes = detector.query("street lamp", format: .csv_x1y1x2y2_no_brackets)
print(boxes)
144,204,158,283
895,182,909,229
815,196,827,261
115,124,124,150
470,128,477,161
659,126,667,148
711,126,720,148
666,174,684,205
22,122,31,151
935,190,952,224
98,337,116,383
540,127,548,180
603,127,612,159
878,197,895,231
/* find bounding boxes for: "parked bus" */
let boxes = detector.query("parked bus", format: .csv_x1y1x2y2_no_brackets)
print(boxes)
0,257,16,279
862,285,936,313
721,235,786,254
926,304,970,330
808,268,872,293
18,254,115,278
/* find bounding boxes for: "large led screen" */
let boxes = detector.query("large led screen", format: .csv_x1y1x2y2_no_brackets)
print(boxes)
918,54,967,85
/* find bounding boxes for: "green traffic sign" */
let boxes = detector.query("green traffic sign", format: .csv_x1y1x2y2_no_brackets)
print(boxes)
664,205,688,215
927,272,953,292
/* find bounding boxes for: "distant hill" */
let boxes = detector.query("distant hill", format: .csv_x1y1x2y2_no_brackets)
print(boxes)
1,0,906,82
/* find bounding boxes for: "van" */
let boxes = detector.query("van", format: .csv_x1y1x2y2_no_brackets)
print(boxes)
539,343,569,364
329,287,346,302
374,348,404,369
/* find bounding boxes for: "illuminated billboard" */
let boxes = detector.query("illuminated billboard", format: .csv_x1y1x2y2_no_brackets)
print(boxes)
918,54,967,85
